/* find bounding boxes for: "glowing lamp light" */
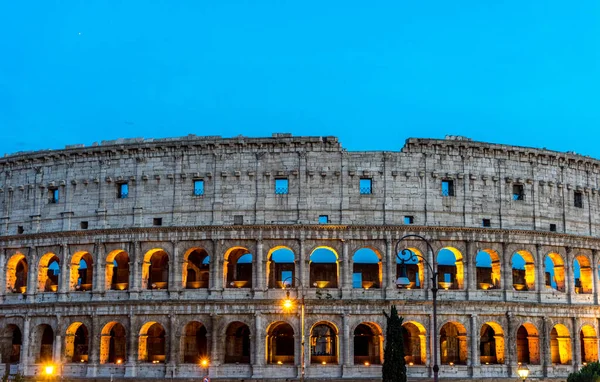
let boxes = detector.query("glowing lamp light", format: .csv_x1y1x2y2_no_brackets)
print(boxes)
364,362,370,366
583,362,588,366
200,358,209,368
409,362,414,366
449,362,454,366
44,365,55,375
517,364,529,381
321,361,327,365
116,359,123,364
277,361,283,365
283,298,294,310
80,359,85,363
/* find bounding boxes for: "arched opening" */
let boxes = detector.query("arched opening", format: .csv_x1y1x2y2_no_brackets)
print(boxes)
225,247,253,288
65,323,89,363
139,322,166,363
38,253,60,293
0,325,22,364
574,255,593,294
476,250,501,290
550,324,572,365
437,248,464,290
37,324,54,364
224,322,250,363
70,252,93,291
309,248,339,289
512,251,535,291
182,321,208,363
100,322,126,364
580,325,598,363
396,248,423,289
267,247,295,288
106,250,130,291
352,249,381,289
516,323,540,365
142,249,169,290
402,321,426,365
479,322,504,364
310,322,338,364
545,253,566,292
266,321,294,364
440,322,467,365
6,254,28,294
353,323,381,365
183,249,209,289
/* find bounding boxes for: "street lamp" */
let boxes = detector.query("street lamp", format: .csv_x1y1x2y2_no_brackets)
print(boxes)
44,364,55,382
517,364,529,381
395,234,439,382
281,276,305,382
199,357,210,381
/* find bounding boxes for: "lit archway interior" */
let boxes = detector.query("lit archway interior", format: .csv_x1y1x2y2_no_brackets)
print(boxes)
266,321,294,364
352,249,381,289
65,322,89,363
437,248,464,290
224,247,253,289
574,255,593,294
183,249,209,289
310,322,338,364
403,321,426,365
550,324,572,365
580,325,598,363
267,247,295,289
479,322,504,364
142,249,169,290
38,253,60,293
511,251,535,291
6,254,27,294
440,321,467,365
181,321,207,363
396,248,424,289
100,322,126,364
545,253,566,292
139,322,166,363
70,252,94,291
516,323,540,365
224,321,250,363
309,247,339,289
475,250,500,290
353,323,381,365
106,250,130,291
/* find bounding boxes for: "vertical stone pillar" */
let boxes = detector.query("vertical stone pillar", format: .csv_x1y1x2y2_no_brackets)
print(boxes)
341,240,350,297
536,244,545,300
255,239,265,294
0,252,6,303
429,313,436,375
253,312,264,377
20,316,30,376
592,250,599,305
86,316,100,377
59,244,70,301
573,317,581,370
169,241,180,295
92,241,105,299
385,237,395,294
26,248,37,303
210,240,223,292
470,314,479,369
299,239,309,289
342,313,351,371
506,312,514,376
130,242,141,297
54,315,62,364
427,246,435,300
168,314,177,377
125,315,137,377
502,243,511,297
566,247,573,301
210,314,220,366
466,241,475,297
542,317,551,376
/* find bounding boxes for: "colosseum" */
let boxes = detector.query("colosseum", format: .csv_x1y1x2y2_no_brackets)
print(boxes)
0,133,599,380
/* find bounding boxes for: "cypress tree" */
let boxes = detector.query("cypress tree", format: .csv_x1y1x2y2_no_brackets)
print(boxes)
383,305,407,382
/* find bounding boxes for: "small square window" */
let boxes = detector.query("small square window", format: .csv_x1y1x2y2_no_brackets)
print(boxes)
441,180,455,197
512,184,524,201
482,219,491,227
550,223,557,232
574,191,583,208
17,226,24,234
117,183,129,199
193,180,204,196
48,188,59,204
233,215,244,225
404,216,414,225
275,178,289,194
153,218,162,226
80,221,88,230
318,215,329,224
360,178,372,194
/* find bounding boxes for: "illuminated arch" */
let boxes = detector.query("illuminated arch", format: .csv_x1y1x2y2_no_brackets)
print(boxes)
440,321,467,365
224,247,253,288
550,324,572,365
310,321,338,364
138,322,166,363
224,321,251,363
267,246,295,289
479,322,504,364
65,322,89,363
38,253,60,293
70,251,93,291
100,322,126,364
309,247,339,289
353,322,382,365
266,321,295,364
352,248,381,289
403,321,426,365
181,321,208,363
437,247,464,290
182,248,209,289
142,249,169,290
545,253,566,292
475,250,501,290
580,325,598,363
574,255,593,294
396,248,425,289
511,251,535,291
106,250,130,291
516,323,540,365
5,253,27,294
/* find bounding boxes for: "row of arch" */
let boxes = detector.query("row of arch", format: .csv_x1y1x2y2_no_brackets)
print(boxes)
4,245,596,294
3,319,597,368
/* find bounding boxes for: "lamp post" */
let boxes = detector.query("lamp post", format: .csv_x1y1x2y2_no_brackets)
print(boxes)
44,363,55,382
281,276,305,382
517,364,529,381
394,234,439,382
199,357,210,381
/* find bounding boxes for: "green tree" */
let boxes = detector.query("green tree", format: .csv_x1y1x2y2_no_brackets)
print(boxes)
383,305,407,382
567,362,600,382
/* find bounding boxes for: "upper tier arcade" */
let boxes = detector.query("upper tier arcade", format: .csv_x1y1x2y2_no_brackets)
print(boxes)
1,133,600,237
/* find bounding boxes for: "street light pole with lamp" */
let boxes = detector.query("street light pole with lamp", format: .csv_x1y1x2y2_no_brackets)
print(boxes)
394,234,440,382
517,364,529,381
281,276,305,382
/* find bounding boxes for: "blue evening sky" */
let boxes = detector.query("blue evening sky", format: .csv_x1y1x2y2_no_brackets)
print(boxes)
1,1,599,157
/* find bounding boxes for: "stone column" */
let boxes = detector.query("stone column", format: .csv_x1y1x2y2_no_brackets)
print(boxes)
385,238,395,294
86,316,100,377
566,247,573,301
253,312,264,377
542,317,551,376
299,239,309,289
168,314,177,377
26,248,37,303
92,242,105,299
255,240,265,295
466,241,475,297
536,244,545,301
429,313,436,375
593,250,599,305
130,242,141,298
54,316,62,364
125,315,137,377
573,317,581,370
506,312,514,376
341,240,350,297
502,243,511,297
169,241,180,296
470,314,478,369
0,252,6,302
58,244,70,301
210,240,223,292
342,313,351,370
210,314,220,366
20,316,30,376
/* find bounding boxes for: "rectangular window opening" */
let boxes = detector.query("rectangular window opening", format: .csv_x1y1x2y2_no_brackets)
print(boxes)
441,180,455,197
574,191,583,208
512,184,524,201
117,183,129,199
48,188,59,204
482,219,491,227
17,226,24,234
275,178,289,194
80,221,88,230
318,215,329,224
550,223,557,232
360,178,372,194
281,270,293,286
404,216,414,225
153,218,162,226
193,179,205,196
233,215,244,225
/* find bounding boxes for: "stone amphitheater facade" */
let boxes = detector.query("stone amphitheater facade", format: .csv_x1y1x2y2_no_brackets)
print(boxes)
1,133,600,380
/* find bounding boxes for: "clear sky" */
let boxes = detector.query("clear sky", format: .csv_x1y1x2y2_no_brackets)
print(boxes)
1,1,599,157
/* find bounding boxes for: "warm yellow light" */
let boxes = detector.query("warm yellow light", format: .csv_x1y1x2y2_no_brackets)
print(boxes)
583,362,588,366
449,362,454,366
80,359,85,363
116,359,123,364
283,298,294,310
44,365,55,375
517,364,529,380
364,362,370,366
277,361,283,365
200,358,209,368
321,361,327,365
409,362,414,366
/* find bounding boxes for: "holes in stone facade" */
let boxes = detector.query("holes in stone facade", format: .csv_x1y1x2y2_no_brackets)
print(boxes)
545,252,566,293
352,248,381,289
550,324,572,365
275,178,289,195
267,247,294,288
482,219,491,227
6,253,27,294
353,323,381,365
139,322,166,363
440,322,467,365
153,217,162,226
475,250,500,290
318,215,329,224
117,183,129,199
182,321,208,363
550,223,557,232
574,191,583,208
38,253,60,293
0,325,22,364
100,322,127,364
310,247,338,289
65,322,89,363
183,248,209,289
512,184,524,201
48,188,59,204
193,179,204,196
80,221,88,229
403,321,426,365
359,178,372,195
225,248,253,289
224,322,251,364
106,250,129,291
142,249,169,290
479,322,504,364
511,251,535,291
267,322,295,364
403,216,414,225
233,215,244,225
441,179,454,197
17,226,24,235
310,322,338,364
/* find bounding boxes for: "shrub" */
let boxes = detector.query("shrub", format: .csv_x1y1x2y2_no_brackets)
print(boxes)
567,362,600,382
